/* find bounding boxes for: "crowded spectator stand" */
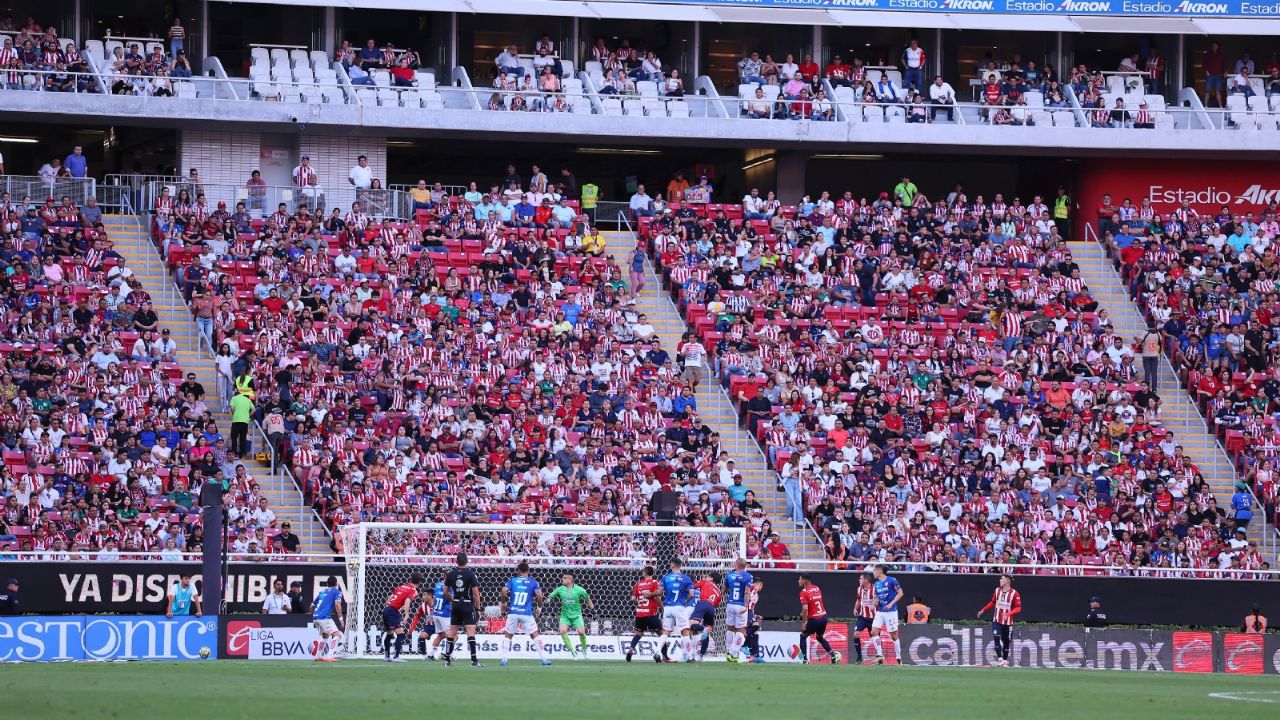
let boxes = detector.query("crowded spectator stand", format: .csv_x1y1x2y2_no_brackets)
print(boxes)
1097,197,1280,537
634,181,1269,576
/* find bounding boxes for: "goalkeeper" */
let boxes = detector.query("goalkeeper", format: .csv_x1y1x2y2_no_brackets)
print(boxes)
546,573,595,660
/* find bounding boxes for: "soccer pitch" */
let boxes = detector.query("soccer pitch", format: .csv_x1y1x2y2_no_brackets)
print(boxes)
4,661,1279,719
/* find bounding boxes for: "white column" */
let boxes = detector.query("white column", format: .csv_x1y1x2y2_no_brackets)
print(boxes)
323,6,335,55
450,12,458,71
813,24,822,66
1174,33,1185,98
200,0,210,63
934,27,943,79
692,21,700,78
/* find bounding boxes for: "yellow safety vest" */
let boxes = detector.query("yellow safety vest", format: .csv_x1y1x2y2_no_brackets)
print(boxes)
1054,195,1070,220
581,184,599,210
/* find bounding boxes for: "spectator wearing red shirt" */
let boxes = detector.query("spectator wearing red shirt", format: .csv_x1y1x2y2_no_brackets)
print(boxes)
824,55,852,88
1203,41,1224,107
798,53,819,88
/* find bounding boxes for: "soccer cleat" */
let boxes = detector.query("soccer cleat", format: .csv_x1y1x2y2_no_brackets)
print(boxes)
389,657,406,663
752,656,764,664
874,656,885,665
625,650,633,662
540,659,553,666
725,653,739,663
653,655,663,663
383,655,391,663
471,660,484,668
314,657,326,663
831,651,843,665
444,656,453,667
500,659,508,666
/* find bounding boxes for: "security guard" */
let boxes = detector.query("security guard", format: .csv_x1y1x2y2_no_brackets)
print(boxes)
0,577,18,615
580,181,599,224
905,595,931,624
1243,605,1268,634
287,580,307,615
1053,185,1071,236
1084,595,1108,628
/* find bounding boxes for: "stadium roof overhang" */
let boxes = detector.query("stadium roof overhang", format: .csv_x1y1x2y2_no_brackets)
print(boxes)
217,0,1263,31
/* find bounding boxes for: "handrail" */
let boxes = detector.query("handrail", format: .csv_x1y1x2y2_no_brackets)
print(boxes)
140,179,412,222
1063,84,1089,128
741,558,1280,578
1178,86,1216,130
202,56,240,100
450,65,480,110
0,67,106,94
693,74,729,119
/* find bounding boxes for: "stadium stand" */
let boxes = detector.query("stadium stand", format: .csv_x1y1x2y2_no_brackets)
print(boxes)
637,183,1270,574
1100,200,1280,539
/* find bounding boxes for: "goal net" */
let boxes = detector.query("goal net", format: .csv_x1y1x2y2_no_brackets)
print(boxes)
338,522,746,661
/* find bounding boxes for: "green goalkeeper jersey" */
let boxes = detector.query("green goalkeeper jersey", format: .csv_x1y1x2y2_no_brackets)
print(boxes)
548,584,590,618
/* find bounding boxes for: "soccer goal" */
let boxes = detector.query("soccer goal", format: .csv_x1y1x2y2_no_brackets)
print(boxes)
337,522,746,661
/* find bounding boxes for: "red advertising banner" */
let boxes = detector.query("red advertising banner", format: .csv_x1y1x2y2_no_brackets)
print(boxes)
1223,633,1265,675
1171,631,1215,673
1075,159,1280,240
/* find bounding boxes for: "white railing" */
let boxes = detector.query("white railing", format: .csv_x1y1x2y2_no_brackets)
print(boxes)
139,180,412,222
1,175,96,205
743,558,1280,578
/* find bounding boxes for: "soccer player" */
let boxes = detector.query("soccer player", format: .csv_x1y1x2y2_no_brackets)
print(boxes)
383,573,422,662
408,577,451,660
851,572,876,664
443,553,483,667
658,558,695,663
627,565,663,663
310,576,345,663
977,573,1022,667
869,564,903,664
546,573,594,660
798,575,840,664
744,578,764,664
723,558,753,662
691,571,723,661
500,561,551,666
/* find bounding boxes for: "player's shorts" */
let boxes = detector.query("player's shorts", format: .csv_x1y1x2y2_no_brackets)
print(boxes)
662,605,692,632
560,614,585,630
691,600,716,628
872,610,899,633
314,618,338,635
381,606,402,630
725,604,749,628
433,615,451,634
854,616,874,633
505,614,538,635
450,604,477,626
803,617,828,636
635,615,662,633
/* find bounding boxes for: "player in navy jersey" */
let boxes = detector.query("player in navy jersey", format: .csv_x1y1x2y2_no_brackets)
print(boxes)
310,576,344,662
851,572,876,664
869,564,903,665
383,573,422,662
500,561,551,666
658,558,695,662
977,574,1022,667
798,575,840,664
722,558,753,662
744,578,764,663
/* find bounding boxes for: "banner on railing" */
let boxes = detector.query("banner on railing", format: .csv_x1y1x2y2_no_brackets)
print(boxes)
638,0,1279,18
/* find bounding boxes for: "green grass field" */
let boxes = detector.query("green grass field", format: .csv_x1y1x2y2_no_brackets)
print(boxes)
4,660,1279,719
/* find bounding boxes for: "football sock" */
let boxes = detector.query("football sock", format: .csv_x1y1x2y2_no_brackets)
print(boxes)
799,633,808,660
630,634,642,652
699,633,710,656
746,630,759,658
501,637,511,660
660,638,670,659
578,635,588,655
852,635,863,661
561,633,574,654
817,636,834,656
443,638,454,659
468,636,478,662
534,636,547,660
892,638,901,662
383,634,392,657
393,633,404,658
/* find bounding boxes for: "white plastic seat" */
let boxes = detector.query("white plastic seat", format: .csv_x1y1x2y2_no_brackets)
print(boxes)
281,88,302,104
602,98,623,115
356,87,378,106
85,40,106,63
421,91,444,109
105,40,124,60
738,83,756,99
373,71,391,88
377,88,400,106
1107,76,1127,94
636,81,659,96
301,84,324,104
270,48,289,67
572,98,591,114
584,61,603,77
1144,95,1166,111
559,59,575,78
290,49,309,67
1226,95,1248,111
415,70,436,89
761,85,780,101
1024,91,1044,107
250,47,269,66
886,106,906,122
861,106,884,122
255,82,281,101
174,80,197,98
667,100,690,117
294,66,314,83
641,98,666,116
321,86,343,104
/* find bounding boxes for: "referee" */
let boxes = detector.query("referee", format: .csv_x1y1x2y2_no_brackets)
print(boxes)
443,553,483,667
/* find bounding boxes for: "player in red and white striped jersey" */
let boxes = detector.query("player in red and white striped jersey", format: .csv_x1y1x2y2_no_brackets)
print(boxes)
851,572,876,663
976,574,1022,667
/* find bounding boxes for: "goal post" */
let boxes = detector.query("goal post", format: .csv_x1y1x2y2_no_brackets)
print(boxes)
338,522,746,660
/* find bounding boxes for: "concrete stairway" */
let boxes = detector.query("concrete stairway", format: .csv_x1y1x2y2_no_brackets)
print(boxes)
601,232,823,559
103,215,330,555
1070,240,1269,552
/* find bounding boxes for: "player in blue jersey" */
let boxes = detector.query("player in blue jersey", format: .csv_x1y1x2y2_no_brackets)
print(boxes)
413,578,451,660
869,564,904,665
311,576,345,662
722,558,753,662
658,557,695,663
500,562,551,666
